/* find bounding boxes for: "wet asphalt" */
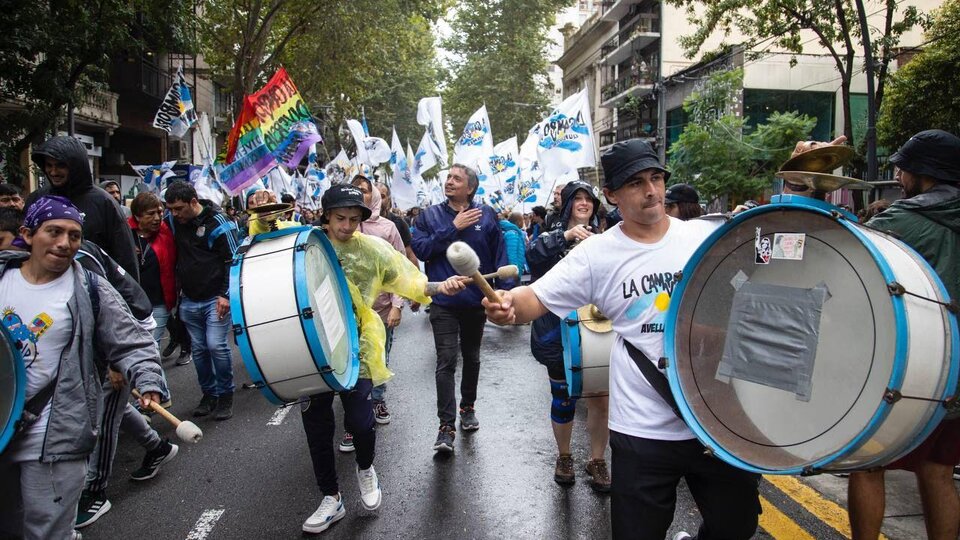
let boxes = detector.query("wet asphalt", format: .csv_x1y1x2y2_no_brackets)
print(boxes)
83,311,791,539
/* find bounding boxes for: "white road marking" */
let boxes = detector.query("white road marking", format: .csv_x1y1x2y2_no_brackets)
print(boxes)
185,509,225,540
267,406,292,426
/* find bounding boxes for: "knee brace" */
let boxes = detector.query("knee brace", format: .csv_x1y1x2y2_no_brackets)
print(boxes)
550,379,578,424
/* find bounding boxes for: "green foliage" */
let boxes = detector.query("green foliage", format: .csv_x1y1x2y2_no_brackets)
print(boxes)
442,0,574,145
668,69,816,204
878,0,960,149
0,0,197,184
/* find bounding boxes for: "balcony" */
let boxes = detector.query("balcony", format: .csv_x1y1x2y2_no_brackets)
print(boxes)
601,16,661,66
601,0,643,21
600,70,656,108
76,90,120,129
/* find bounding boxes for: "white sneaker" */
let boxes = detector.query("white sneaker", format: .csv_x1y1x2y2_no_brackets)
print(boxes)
356,465,382,510
672,533,693,540
302,494,345,534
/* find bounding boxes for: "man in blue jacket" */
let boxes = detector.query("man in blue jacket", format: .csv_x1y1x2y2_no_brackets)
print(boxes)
411,164,514,453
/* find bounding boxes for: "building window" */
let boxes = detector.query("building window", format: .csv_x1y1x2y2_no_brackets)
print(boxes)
743,89,836,142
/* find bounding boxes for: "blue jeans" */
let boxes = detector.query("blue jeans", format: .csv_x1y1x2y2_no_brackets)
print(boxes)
179,296,235,396
151,304,170,345
371,327,394,403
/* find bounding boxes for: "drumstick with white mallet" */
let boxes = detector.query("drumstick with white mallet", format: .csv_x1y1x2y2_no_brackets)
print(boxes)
446,241,504,304
132,389,204,444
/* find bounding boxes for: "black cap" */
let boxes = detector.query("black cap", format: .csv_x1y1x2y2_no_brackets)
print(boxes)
664,183,699,204
320,184,372,222
600,139,670,191
890,129,960,183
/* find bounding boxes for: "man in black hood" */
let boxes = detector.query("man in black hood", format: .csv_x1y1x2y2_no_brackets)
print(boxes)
26,136,139,280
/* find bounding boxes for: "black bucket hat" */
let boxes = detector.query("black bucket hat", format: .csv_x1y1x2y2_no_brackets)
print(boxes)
320,184,372,222
664,183,699,204
890,129,960,183
600,139,670,191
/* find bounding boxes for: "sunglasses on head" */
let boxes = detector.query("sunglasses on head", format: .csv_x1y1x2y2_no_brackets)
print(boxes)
782,180,810,193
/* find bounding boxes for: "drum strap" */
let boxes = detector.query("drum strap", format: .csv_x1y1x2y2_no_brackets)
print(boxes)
624,341,682,419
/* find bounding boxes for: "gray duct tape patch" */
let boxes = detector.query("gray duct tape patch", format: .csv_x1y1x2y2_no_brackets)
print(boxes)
716,281,831,401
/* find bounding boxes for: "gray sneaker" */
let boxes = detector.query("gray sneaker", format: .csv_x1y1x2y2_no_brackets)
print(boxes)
459,406,479,431
433,424,455,453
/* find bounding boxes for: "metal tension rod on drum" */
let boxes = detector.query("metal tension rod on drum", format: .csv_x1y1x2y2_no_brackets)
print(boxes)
883,389,960,413
886,281,960,314
232,243,308,263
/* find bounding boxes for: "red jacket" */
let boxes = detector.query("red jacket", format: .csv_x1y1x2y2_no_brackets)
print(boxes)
128,216,178,310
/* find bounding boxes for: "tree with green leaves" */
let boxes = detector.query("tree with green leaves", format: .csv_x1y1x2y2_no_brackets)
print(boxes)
665,0,927,155
878,0,960,149
668,68,816,205
0,0,196,185
443,0,573,145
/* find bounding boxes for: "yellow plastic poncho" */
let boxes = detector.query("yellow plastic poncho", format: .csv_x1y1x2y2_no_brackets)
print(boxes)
248,219,431,386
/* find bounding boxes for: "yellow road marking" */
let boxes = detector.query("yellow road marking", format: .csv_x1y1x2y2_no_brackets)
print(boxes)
764,475,888,540
759,495,816,540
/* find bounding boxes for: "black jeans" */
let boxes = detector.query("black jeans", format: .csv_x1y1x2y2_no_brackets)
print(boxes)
610,431,761,540
301,379,375,497
429,304,486,426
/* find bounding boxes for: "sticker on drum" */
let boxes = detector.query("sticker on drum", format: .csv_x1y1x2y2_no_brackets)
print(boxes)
230,227,360,405
562,306,614,399
0,324,26,454
665,197,959,474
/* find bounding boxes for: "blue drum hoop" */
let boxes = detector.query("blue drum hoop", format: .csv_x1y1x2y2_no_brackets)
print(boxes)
562,310,583,398
1,324,25,454
230,226,360,405
664,197,959,474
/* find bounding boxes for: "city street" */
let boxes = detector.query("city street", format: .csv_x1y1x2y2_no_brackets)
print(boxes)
83,311,929,539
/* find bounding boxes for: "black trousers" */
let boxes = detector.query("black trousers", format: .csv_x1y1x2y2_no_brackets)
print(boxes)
429,304,486,426
301,379,376,497
610,431,761,540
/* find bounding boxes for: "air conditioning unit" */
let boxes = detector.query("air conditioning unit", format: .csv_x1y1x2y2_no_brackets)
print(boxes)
168,139,190,160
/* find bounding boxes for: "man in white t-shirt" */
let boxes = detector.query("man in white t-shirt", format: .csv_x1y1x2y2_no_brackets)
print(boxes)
482,139,761,540
0,195,166,540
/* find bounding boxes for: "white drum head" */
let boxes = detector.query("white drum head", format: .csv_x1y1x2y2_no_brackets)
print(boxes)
300,231,354,381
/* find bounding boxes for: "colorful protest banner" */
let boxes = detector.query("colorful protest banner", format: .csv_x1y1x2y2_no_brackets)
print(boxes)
224,68,313,163
219,143,279,195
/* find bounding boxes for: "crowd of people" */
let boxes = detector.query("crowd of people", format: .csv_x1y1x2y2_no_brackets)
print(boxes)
0,127,957,540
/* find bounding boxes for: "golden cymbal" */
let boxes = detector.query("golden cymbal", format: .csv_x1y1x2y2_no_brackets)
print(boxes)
245,202,293,216
578,305,613,333
779,145,856,173
777,171,874,191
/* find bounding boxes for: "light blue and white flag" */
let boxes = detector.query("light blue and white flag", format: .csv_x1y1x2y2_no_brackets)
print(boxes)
517,130,550,211
347,119,390,168
325,148,353,184
452,105,494,173
389,130,416,210
488,137,520,207
414,130,438,178
152,66,197,139
417,97,448,168
530,88,595,183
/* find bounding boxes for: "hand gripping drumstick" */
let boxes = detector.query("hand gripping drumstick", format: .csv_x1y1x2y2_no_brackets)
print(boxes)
132,389,203,444
446,241,503,304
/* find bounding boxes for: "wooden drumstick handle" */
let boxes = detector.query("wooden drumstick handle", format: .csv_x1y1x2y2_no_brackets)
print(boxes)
471,271,503,304
132,389,180,427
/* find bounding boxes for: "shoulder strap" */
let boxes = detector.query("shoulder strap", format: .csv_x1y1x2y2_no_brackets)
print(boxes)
84,269,100,320
624,340,682,419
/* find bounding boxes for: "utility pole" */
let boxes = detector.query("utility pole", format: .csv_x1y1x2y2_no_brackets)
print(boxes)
855,0,878,183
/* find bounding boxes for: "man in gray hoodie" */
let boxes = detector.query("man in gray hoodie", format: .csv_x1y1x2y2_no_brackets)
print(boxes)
0,195,167,540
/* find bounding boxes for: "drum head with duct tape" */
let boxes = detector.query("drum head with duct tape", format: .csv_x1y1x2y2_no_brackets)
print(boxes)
665,200,901,473
0,324,25,453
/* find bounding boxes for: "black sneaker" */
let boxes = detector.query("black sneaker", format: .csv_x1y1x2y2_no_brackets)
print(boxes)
175,351,192,366
161,341,179,358
75,489,111,528
459,406,479,431
213,392,233,421
373,401,391,425
433,424,455,453
131,439,179,481
192,394,218,417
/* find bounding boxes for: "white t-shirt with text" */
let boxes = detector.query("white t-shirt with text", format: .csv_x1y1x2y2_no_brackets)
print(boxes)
531,217,721,440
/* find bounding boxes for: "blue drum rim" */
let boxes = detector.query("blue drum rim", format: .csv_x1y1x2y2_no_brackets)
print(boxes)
230,228,306,405
0,324,25,453
562,310,583,398
292,229,360,393
665,199,911,474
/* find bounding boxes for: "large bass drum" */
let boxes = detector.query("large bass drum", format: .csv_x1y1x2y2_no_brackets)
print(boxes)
665,196,959,474
230,227,360,405
0,324,25,454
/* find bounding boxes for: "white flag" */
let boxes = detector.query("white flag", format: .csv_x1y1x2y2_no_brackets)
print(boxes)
452,105,495,169
325,148,353,184
413,130,438,177
531,88,596,183
347,118,390,167
346,119,369,166
417,97,448,168
517,131,550,211
152,66,197,139
488,137,520,208
389,131,416,210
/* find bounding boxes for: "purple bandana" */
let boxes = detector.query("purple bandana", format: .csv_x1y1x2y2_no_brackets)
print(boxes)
23,195,84,231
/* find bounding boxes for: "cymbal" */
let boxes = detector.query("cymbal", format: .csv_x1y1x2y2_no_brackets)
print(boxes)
246,203,292,216
578,305,613,333
779,145,856,173
777,171,874,191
